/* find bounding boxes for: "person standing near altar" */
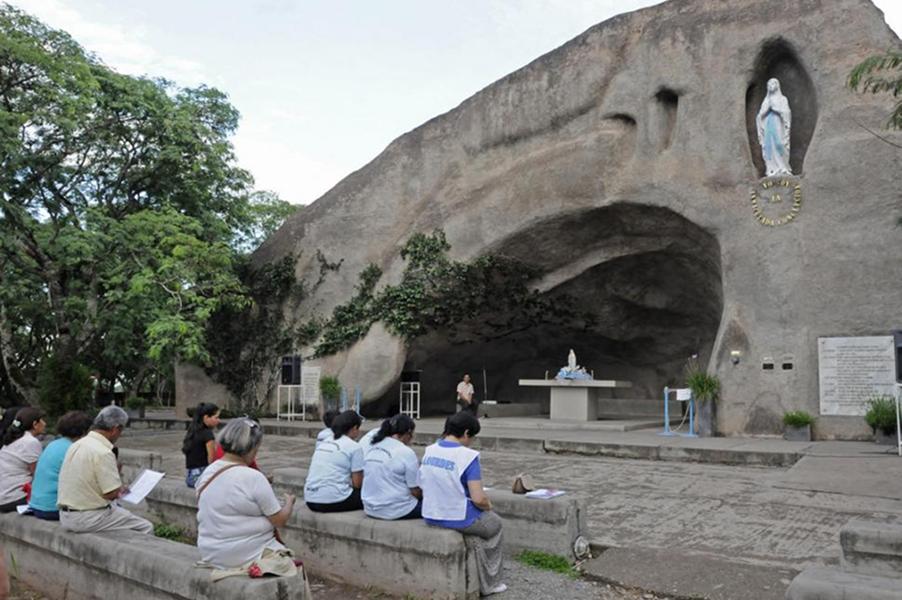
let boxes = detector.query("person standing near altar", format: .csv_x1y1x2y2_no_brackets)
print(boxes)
456,374,477,415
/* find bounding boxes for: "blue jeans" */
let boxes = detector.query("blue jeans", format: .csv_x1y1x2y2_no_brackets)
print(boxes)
31,508,60,521
186,467,206,488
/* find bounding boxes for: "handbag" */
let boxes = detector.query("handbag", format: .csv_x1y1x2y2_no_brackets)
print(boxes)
511,473,535,494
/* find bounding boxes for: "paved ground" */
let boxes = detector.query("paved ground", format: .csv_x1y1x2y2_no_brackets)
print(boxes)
119,424,902,599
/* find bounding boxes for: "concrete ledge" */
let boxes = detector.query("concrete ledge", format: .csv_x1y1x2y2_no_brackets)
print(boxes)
785,566,902,600
0,513,304,600
840,519,902,577
128,417,190,431
134,477,478,599
543,439,801,466
119,448,164,472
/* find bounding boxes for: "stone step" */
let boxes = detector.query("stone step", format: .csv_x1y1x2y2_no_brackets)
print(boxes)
785,566,902,600
479,402,543,417
840,519,902,577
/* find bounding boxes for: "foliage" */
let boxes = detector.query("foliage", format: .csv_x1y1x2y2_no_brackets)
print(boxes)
36,352,92,417
313,229,589,357
152,522,193,544
514,550,578,578
782,410,814,428
319,375,341,402
684,355,720,403
204,254,311,410
864,394,899,435
125,395,147,410
0,5,295,407
849,51,902,129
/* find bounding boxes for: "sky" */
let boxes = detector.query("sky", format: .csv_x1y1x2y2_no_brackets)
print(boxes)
9,0,902,205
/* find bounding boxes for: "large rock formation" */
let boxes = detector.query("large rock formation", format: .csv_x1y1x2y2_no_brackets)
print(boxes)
250,0,902,436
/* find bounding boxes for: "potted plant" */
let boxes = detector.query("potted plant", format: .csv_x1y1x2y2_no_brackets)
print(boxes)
685,356,720,437
864,394,899,445
782,410,814,441
320,376,342,412
125,395,148,420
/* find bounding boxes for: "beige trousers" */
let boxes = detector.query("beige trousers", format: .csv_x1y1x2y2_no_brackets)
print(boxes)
60,504,153,534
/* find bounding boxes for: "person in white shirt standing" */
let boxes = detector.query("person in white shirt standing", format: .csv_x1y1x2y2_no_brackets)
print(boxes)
419,412,506,596
304,410,364,512
456,373,477,415
362,414,421,520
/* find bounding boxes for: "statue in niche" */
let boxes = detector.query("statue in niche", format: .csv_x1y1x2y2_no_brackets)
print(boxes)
556,349,593,380
756,78,792,177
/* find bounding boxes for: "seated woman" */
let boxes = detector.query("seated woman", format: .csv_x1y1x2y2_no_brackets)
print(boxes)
419,412,506,596
316,409,339,448
362,414,421,520
0,408,46,513
196,418,297,576
304,410,364,512
29,411,93,520
182,402,221,488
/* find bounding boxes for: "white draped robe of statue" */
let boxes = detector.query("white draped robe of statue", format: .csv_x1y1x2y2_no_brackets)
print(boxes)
756,78,792,177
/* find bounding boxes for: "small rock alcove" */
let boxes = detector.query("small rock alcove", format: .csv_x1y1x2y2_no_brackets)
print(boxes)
386,203,724,416
745,38,818,176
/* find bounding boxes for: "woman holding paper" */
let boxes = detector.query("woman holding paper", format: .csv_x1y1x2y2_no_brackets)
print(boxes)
419,412,506,596
196,418,298,577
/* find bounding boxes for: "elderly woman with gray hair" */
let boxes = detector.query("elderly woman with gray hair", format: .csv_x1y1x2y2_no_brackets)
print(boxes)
195,418,298,579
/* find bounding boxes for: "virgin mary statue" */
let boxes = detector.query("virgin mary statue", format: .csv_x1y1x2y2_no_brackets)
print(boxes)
756,78,792,176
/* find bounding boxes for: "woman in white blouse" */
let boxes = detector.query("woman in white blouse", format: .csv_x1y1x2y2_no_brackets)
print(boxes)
0,407,46,512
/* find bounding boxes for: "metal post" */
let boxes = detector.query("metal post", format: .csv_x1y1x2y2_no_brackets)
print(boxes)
340,388,348,412
684,397,698,438
355,386,361,414
896,383,901,458
660,387,674,436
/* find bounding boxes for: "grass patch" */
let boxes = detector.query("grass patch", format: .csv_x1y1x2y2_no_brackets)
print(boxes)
515,550,578,578
153,522,194,545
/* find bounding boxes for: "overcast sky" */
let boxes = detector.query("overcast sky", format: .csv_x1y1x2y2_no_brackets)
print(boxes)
9,0,902,205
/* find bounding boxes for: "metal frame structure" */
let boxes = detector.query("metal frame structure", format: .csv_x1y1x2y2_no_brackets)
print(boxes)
276,384,307,421
660,386,697,438
400,381,421,419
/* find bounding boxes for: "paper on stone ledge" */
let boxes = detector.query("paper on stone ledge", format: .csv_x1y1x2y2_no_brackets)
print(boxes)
121,469,165,504
525,488,565,499
16,504,31,515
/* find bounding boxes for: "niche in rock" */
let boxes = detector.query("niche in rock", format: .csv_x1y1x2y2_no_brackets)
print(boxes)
745,38,818,176
654,88,679,151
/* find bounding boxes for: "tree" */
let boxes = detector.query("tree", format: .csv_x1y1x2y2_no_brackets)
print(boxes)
0,5,295,409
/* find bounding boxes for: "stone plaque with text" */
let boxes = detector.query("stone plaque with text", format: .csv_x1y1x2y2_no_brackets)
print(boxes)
818,336,895,416
301,366,321,408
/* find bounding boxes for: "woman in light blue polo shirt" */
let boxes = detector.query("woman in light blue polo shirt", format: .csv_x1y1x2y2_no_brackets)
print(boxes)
362,414,421,520
419,412,506,596
304,410,365,512
29,411,93,520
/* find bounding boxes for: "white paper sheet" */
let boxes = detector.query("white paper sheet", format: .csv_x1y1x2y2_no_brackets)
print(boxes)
525,488,566,500
675,388,692,401
120,469,165,504
16,504,31,515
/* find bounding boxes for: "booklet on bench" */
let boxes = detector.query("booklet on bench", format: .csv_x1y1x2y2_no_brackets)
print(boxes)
525,488,566,499
121,469,165,504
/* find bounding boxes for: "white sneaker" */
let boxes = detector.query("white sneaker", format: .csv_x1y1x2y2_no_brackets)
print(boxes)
483,583,508,596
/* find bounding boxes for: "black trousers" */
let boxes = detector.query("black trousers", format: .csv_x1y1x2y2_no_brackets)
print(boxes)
0,496,26,513
396,500,423,520
306,487,363,513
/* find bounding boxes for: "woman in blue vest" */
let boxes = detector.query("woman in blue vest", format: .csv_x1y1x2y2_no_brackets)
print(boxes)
304,410,365,512
419,412,506,596
362,414,421,520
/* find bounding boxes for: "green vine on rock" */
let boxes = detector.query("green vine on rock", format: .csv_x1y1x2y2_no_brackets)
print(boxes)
313,229,590,357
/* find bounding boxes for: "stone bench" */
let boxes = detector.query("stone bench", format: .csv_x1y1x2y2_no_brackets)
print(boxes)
0,512,305,600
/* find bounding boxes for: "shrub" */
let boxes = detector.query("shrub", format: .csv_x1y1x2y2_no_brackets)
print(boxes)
320,376,341,404
783,410,814,428
684,356,720,403
37,354,93,417
864,394,898,435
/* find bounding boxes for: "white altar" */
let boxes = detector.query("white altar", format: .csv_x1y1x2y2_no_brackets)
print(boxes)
518,378,633,421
